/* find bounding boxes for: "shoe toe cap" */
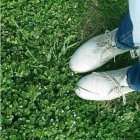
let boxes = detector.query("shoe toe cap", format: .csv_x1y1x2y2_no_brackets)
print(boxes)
69,56,93,73
69,44,99,73
75,74,101,100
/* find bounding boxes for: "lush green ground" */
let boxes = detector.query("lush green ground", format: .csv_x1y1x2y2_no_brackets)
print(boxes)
2,0,140,139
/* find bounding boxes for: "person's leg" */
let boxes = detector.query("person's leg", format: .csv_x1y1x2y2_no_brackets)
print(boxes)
115,11,134,50
115,0,140,50
128,0,140,47
127,62,140,92
115,0,140,92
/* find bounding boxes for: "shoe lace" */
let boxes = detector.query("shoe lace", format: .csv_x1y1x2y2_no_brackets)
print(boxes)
93,72,126,104
103,72,126,105
96,30,117,62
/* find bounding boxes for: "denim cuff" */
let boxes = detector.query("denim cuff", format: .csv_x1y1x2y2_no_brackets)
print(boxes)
126,62,140,92
115,11,135,50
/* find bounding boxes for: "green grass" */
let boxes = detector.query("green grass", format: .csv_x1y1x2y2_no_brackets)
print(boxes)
2,0,140,139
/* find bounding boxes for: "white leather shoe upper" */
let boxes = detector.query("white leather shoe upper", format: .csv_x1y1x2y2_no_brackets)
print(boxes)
70,29,128,73
76,67,134,103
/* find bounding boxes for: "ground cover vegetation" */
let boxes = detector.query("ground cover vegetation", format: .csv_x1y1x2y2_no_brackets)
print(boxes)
2,0,140,139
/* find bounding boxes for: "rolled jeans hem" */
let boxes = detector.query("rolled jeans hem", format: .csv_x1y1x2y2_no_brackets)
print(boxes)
126,62,140,92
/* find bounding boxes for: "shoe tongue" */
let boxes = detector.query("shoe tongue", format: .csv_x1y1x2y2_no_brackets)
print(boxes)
105,68,129,87
119,75,129,87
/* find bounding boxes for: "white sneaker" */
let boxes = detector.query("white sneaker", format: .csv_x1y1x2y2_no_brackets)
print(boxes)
70,29,129,73
76,67,134,104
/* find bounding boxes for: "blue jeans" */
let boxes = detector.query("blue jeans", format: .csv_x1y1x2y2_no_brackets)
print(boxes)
127,62,140,91
115,8,140,91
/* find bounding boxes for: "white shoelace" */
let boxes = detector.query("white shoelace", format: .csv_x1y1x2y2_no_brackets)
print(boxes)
96,30,117,63
103,72,126,104
95,30,128,104
97,30,140,62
